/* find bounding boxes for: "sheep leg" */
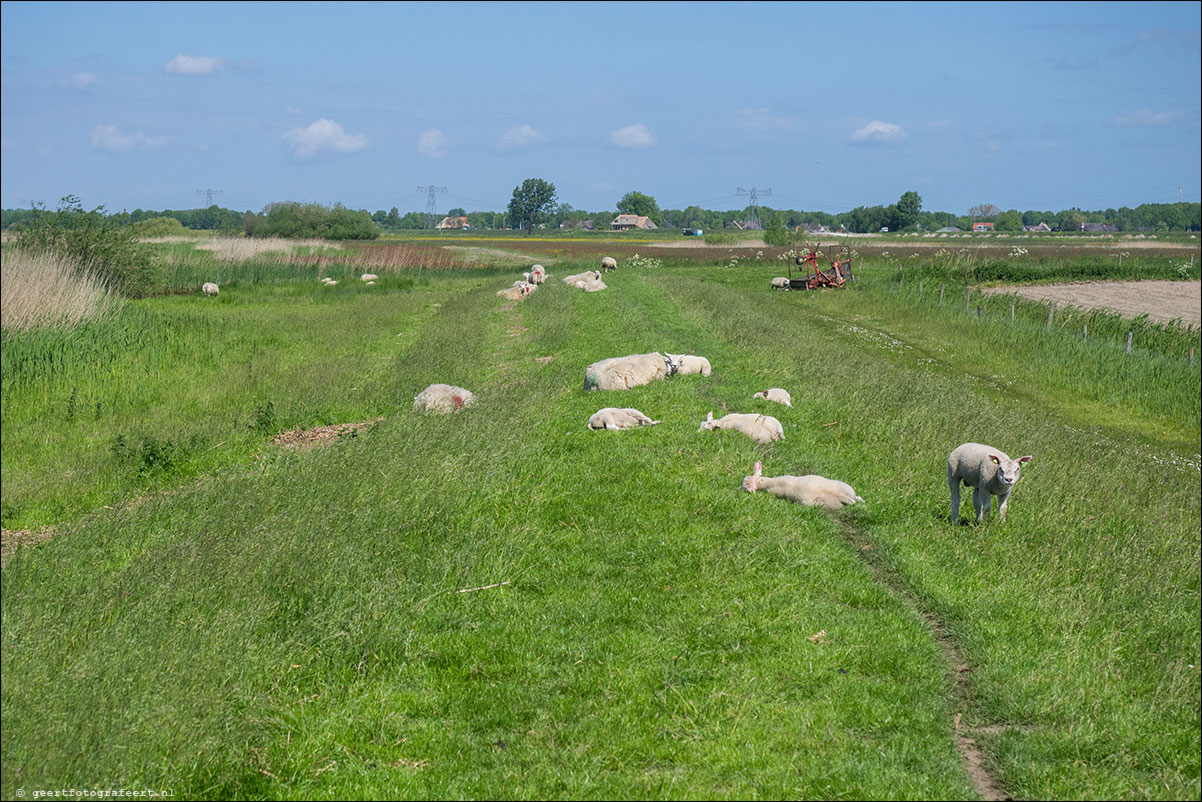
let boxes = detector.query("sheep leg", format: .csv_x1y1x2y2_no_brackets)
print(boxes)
948,472,961,523
997,490,1011,521
973,486,987,523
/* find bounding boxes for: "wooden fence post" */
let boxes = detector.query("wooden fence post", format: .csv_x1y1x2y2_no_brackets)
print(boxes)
1010,301,1015,322
919,280,923,298
1046,302,1055,330
1126,332,1133,355
939,284,945,303
1082,324,1087,341
965,288,971,312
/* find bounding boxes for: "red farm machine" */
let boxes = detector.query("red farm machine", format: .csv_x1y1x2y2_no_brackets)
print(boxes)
784,243,853,290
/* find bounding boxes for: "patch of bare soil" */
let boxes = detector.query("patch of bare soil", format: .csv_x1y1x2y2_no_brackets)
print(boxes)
981,280,1200,327
272,418,383,450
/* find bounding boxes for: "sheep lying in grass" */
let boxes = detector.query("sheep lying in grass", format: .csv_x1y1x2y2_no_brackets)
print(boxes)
584,352,676,391
580,278,607,292
202,282,219,297
497,284,533,301
664,352,711,377
321,277,338,286
752,388,792,407
587,407,660,430
529,265,547,284
413,383,476,414
563,270,601,285
511,279,538,292
770,277,790,290
601,256,617,272
361,273,379,282
698,411,783,444
947,442,1032,523
743,461,863,509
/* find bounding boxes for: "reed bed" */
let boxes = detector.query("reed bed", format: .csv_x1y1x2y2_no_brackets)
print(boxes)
1,249,124,333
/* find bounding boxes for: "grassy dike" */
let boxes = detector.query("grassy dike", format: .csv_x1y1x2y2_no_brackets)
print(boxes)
2,262,1198,799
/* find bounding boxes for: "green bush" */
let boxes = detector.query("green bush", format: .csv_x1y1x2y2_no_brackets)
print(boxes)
249,202,379,240
130,217,189,238
10,196,162,298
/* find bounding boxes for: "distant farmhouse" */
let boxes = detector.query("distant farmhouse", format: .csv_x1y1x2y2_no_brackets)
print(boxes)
436,216,470,230
972,222,995,232
1082,222,1118,233
611,214,657,230
1023,222,1052,232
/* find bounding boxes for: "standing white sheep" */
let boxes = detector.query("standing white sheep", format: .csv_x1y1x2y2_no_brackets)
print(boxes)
584,352,675,391
743,461,863,509
752,388,792,407
770,277,791,290
413,383,476,414
202,282,219,297
587,408,660,430
664,352,711,376
698,411,783,444
601,256,617,272
947,442,1032,523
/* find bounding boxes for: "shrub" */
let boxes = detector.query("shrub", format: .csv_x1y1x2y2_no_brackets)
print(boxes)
249,202,379,241
9,196,162,297
130,216,189,238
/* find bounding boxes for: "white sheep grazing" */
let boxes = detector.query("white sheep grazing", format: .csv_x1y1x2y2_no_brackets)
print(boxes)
587,407,660,430
413,383,476,414
584,352,674,391
580,278,607,292
664,352,711,376
562,270,601,285
497,284,532,301
947,442,1032,523
601,256,617,272
698,411,783,445
202,282,219,297
770,277,790,290
361,273,379,282
743,461,863,509
752,388,792,407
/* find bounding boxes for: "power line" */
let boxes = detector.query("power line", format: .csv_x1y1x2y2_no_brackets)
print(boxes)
736,187,771,226
195,188,223,207
416,185,447,229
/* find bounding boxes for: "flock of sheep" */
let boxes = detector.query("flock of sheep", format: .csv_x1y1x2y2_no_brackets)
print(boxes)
200,257,1032,524
413,254,1033,522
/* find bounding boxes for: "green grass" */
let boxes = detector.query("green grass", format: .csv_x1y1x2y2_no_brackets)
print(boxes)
2,259,1199,799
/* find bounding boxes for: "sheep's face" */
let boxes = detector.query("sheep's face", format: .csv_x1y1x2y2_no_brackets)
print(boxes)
663,353,682,376
989,454,1031,486
698,412,715,432
742,462,763,492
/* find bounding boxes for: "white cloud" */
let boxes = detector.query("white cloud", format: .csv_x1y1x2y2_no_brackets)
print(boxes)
64,71,98,89
497,124,545,151
90,124,167,152
850,120,908,145
417,128,449,159
282,118,369,159
164,54,226,75
1111,109,1183,126
610,122,656,148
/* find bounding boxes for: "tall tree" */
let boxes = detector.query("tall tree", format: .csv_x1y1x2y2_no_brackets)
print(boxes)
894,191,923,230
616,191,661,224
968,203,1000,220
508,178,557,231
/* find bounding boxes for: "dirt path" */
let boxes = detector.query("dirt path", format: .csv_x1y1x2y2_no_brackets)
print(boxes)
981,280,1200,327
836,520,1012,801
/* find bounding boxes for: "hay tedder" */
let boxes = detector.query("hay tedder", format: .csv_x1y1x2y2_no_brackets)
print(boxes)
786,243,853,290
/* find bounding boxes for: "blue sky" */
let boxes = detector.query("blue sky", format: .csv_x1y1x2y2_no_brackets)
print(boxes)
2,1,1199,217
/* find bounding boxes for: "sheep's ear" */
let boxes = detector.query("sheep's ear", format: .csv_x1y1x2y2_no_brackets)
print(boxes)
707,412,714,421
989,455,1001,464
754,461,762,477
1018,455,1032,464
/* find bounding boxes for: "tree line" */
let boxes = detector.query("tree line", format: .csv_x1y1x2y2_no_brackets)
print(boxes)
3,191,1199,237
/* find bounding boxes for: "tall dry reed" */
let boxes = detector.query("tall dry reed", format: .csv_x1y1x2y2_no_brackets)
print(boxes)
1,249,124,332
